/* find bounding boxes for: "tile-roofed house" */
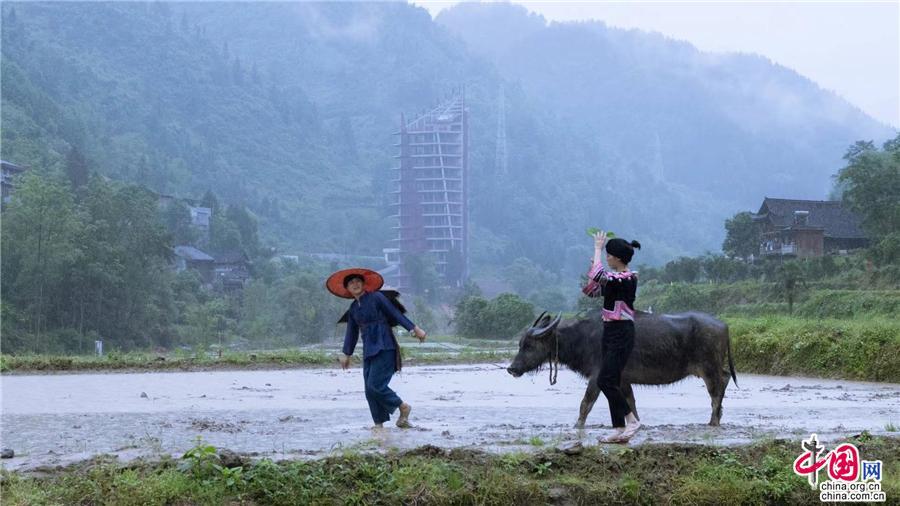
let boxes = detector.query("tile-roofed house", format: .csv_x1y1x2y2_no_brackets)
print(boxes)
213,250,251,290
753,197,869,257
173,245,215,284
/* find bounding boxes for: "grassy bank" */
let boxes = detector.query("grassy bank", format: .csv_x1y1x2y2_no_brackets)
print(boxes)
3,436,898,505
728,316,900,382
0,349,336,373
636,282,900,318
5,316,899,383
0,346,515,374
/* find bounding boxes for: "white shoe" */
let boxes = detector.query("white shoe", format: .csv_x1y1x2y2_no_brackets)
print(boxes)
619,421,642,441
599,427,626,443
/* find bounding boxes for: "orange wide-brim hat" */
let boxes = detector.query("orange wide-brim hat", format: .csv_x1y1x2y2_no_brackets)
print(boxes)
325,268,384,299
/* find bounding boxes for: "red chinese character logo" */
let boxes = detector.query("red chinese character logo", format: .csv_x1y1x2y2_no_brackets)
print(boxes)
794,434,827,489
793,436,862,488
794,452,828,475
827,444,859,482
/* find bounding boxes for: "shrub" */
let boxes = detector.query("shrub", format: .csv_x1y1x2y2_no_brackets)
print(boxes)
455,293,534,339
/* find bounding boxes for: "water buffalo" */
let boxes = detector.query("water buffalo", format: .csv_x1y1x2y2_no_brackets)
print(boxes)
507,309,737,427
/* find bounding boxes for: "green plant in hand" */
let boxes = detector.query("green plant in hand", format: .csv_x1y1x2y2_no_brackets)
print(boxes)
587,227,615,238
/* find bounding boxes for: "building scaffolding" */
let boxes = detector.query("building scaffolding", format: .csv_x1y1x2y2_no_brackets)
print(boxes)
384,91,469,291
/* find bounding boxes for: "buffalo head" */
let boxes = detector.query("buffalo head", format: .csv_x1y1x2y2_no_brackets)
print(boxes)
507,311,562,377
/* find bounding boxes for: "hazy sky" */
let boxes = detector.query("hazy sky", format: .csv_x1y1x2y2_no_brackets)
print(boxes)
414,0,900,129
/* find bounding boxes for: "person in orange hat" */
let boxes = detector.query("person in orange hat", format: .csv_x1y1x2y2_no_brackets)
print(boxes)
326,268,427,429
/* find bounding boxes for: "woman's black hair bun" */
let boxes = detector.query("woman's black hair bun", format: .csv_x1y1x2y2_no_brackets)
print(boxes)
630,240,641,249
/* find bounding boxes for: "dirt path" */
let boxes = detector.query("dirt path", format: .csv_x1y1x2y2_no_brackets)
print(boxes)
2,364,898,471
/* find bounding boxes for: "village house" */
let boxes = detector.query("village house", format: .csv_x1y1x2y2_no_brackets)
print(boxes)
213,250,252,290
753,197,868,258
173,245,215,284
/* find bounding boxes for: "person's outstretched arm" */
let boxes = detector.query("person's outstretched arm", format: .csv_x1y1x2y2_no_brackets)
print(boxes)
592,230,607,268
583,231,609,297
375,292,427,342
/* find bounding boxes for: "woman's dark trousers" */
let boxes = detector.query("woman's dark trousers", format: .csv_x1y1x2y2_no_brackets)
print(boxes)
596,321,635,428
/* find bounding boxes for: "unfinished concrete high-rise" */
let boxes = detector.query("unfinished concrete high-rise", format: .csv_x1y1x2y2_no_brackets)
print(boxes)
383,91,468,291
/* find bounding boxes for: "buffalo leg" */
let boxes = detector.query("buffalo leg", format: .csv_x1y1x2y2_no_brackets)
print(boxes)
715,369,733,424
621,382,639,421
575,380,601,428
702,369,727,426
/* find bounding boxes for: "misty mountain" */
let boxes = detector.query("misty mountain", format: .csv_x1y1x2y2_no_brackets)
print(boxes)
1,2,893,276
437,2,894,203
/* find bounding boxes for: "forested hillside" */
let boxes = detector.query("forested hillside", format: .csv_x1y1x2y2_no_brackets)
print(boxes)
2,2,893,274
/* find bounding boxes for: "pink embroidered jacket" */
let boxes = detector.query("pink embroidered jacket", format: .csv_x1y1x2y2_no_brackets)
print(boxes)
582,263,638,322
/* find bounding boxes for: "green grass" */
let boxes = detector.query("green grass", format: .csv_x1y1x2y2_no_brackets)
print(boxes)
4,313,899,383
3,436,898,505
727,316,900,382
424,334,519,349
636,283,900,318
0,347,517,374
0,349,335,373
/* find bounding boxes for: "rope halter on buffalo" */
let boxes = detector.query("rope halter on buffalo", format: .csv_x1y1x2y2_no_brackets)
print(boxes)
526,311,563,386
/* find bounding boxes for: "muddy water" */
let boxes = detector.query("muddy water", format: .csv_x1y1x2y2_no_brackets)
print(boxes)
2,365,898,471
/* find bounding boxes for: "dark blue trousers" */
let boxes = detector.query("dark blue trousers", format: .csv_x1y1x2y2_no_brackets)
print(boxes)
362,349,403,424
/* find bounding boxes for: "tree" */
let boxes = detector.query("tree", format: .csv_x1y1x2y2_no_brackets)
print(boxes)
454,295,489,338
278,272,345,344
868,233,900,266
722,211,759,259
163,200,199,245
65,146,90,190
488,293,534,338
209,215,242,254
527,289,568,312
200,189,220,213
411,297,436,334
185,299,229,349
460,281,482,299
403,253,443,301
662,256,702,283
224,204,259,256
1,173,82,351
504,257,555,296
702,254,747,283
836,134,900,237
78,178,174,349
454,293,534,339
774,260,805,314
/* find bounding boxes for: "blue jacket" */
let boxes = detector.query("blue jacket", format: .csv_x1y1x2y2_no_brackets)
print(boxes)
342,291,415,358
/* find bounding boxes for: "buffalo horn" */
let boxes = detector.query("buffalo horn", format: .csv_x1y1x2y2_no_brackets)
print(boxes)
530,311,548,329
529,312,562,337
